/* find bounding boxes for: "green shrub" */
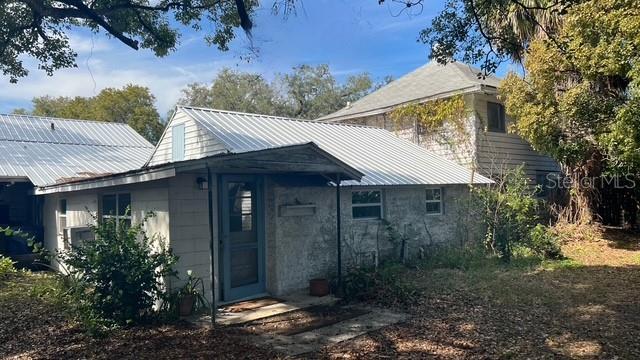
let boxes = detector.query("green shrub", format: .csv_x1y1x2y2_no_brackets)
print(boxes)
0,254,16,277
528,224,564,260
341,262,419,307
52,213,177,334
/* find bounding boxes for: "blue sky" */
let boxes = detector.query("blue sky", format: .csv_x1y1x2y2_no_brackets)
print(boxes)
0,0,513,116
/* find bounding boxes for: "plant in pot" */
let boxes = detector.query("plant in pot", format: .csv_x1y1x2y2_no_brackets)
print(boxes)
178,270,209,316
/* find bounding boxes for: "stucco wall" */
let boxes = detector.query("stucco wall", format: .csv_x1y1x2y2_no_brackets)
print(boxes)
41,174,477,300
266,179,474,294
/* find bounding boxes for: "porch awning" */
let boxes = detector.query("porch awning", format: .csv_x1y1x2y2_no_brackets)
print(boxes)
178,142,363,181
35,142,363,194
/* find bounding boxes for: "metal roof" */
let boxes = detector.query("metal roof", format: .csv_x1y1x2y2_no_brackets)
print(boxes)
179,106,492,186
0,114,154,186
318,61,502,122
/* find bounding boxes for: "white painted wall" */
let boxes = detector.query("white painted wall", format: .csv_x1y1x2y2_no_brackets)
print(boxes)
147,109,227,166
42,181,170,271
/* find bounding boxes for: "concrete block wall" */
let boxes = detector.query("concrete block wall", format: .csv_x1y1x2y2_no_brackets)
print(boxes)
266,179,474,295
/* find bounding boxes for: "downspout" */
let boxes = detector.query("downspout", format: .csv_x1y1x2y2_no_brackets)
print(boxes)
335,173,342,295
206,166,217,326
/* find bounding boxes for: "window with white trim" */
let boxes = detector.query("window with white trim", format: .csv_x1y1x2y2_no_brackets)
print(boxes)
426,188,443,215
352,190,382,220
102,193,131,228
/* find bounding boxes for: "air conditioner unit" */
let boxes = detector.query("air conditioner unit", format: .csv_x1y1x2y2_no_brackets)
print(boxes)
65,226,94,246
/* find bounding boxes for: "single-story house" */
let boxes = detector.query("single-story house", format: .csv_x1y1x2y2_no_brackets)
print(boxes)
13,107,492,303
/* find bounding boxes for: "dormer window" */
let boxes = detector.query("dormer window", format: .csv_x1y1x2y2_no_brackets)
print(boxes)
487,102,506,132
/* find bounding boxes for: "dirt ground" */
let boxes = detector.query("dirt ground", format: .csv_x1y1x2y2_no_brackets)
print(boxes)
316,227,640,359
1,226,639,359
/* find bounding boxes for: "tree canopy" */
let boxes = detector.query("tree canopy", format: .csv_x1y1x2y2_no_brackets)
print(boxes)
496,0,639,221
0,0,265,83
16,84,164,143
178,64,384,119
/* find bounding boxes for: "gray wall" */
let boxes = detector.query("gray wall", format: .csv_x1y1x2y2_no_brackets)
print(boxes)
265,178,474,294
41,173,477,299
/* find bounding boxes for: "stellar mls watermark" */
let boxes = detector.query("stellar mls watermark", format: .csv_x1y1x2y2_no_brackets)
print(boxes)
545,174,637,189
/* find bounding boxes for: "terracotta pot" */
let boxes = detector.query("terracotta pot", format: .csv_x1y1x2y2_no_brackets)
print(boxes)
309,278,330,297
179,295,194,316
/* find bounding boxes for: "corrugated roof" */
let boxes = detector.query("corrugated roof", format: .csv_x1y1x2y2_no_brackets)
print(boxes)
179,106,492,186
318,61,502,122
0,114,154,186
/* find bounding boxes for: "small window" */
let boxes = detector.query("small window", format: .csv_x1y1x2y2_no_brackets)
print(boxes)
102,193,132,228
352,190,382,220
487,102,506,132
58,199,68,248
426,188,443,215
172,123,185,162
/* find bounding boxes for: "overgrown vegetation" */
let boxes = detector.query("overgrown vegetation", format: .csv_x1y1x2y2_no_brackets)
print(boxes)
36,213,178,334
471,166,563,261
342,262,419,307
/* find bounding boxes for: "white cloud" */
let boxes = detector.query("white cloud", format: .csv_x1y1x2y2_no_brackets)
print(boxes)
67,33,113,54
0,55,239,115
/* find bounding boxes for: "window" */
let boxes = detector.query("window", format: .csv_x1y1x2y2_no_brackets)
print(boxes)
102,193,131,228
58,199,68,248
172,123,185,162
228,182,254,232
426,188,443,215
352,190,382,220
487,102,506,132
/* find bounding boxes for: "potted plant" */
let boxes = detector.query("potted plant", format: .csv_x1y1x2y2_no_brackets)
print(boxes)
178,270,209,316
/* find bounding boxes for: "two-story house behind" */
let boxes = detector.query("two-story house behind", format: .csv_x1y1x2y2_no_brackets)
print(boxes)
318,61,560,187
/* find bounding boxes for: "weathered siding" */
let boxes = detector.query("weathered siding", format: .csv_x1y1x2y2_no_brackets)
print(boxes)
472,93,560,179
147,110,227,166
331,92,560,182
332,95,478,169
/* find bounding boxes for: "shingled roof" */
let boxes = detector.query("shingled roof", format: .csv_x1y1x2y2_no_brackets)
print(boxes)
318,61,501,122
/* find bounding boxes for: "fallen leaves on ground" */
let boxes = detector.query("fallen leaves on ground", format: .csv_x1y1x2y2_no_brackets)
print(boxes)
0,272,280,360
2,226,639,359
313,227,640,359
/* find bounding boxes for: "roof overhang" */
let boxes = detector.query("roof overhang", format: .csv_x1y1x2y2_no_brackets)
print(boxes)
35,142,363,195
35,167,177,195
177,142,364,181
320,85,485,122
